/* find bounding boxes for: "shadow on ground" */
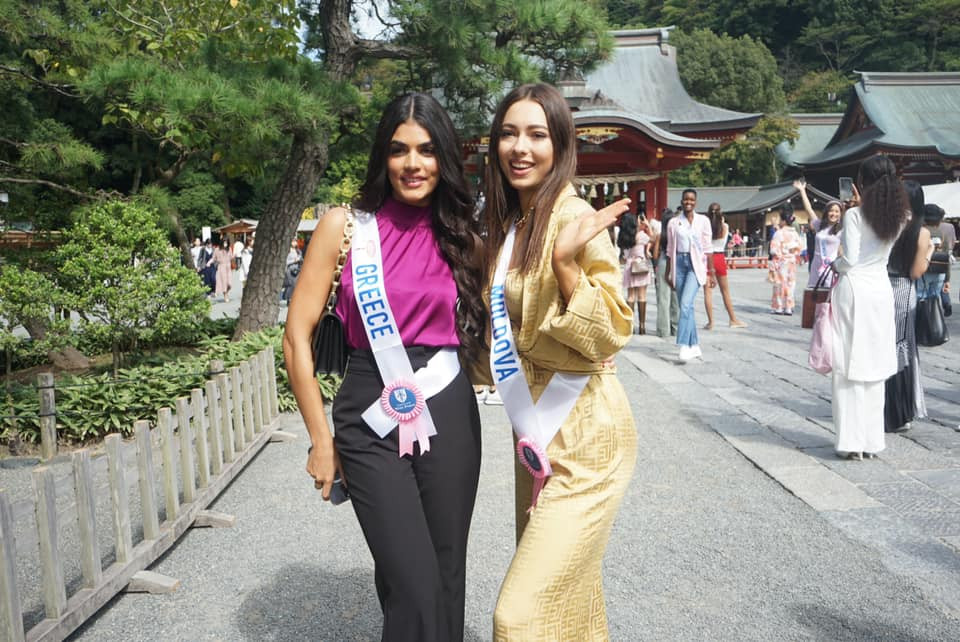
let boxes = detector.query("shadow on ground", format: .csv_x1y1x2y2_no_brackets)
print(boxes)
792,603,941,642
236,564,483,642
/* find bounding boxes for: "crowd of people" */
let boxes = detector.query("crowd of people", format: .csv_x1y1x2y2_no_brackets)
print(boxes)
188,235,256,302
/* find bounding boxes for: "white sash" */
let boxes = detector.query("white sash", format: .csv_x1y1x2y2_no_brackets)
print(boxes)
490,225,589,508
352,210,448,456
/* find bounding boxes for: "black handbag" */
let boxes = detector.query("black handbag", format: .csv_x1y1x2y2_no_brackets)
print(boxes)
928,251,950,275
916,294,949,347
942,290,953,318
311,210,355,375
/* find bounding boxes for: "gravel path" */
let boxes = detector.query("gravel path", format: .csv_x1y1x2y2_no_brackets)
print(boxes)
69,337,960,640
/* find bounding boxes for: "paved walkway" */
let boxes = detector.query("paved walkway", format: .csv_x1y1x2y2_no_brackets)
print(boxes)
62,266,960,640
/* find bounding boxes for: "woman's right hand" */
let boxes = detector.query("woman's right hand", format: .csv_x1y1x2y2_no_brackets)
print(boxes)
307,442,345,501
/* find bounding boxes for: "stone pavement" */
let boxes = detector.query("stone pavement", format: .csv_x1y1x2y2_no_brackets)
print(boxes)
65,265,960,640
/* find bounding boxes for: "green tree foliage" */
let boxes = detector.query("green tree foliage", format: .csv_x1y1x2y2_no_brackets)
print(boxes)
672,28,786,113
787,70,855,113
667,28,794,186
0,267,69,376
670,115,798,187
607,0,960,89
56,200,210,374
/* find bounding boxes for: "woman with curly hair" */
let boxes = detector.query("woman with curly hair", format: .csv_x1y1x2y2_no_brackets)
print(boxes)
284,93,485,641
831,155,909,460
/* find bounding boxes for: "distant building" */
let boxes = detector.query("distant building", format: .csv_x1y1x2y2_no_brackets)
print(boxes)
782,72,960,193
464,28,762,220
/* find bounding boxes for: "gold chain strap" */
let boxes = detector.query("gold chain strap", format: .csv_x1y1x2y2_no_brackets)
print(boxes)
324,207,355,314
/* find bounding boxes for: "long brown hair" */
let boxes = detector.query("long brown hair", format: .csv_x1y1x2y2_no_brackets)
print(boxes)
857,155,908,242
482,83,578,276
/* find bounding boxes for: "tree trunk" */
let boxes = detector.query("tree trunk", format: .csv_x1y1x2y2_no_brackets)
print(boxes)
167,209,194,268
233,133,329,337
232,0,355,338
21,317,91,370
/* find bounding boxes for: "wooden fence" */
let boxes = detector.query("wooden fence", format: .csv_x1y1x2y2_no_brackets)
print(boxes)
0,347,286,642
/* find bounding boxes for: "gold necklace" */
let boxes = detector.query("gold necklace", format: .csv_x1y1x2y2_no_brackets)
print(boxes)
515,206,534,230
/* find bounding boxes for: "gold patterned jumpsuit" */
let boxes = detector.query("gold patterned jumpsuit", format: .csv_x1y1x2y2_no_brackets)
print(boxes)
485,185,638,641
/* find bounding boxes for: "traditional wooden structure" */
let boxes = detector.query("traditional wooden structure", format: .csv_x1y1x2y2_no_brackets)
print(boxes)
0,349,286,642
462,28,761,219
786,72,960,192
565,28,761,219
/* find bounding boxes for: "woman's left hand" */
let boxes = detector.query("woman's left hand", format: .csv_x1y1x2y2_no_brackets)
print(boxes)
553,198,631,267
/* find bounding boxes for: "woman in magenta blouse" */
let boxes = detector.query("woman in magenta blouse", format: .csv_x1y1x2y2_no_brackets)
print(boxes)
284,93,485,642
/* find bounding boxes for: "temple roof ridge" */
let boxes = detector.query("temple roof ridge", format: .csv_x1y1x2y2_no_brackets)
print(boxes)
580,28,761,134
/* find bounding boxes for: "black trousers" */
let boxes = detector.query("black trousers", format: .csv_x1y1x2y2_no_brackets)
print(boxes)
332,347,482,642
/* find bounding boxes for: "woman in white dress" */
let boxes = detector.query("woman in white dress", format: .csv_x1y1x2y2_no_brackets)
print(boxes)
831,155,909,460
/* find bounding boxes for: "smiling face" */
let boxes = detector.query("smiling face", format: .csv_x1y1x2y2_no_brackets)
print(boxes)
497,99,555,209
386,120,439,208
681,191,697,216
826,203,842,224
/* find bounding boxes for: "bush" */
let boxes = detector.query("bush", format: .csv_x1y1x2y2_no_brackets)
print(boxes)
57,199,211,374
0,326,340,445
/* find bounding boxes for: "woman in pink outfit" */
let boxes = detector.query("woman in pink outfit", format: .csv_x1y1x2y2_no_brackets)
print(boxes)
213,239,233,302
768,205,802,315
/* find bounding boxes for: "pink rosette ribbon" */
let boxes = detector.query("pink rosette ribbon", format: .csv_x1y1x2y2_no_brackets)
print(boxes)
380,380,430,457
516,437,552,512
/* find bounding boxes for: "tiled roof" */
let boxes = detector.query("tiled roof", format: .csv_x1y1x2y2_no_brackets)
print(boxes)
798,72,960,167
581,28,762,134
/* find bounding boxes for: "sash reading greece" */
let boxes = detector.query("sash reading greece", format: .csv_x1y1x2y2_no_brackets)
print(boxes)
351,210,460,457
490,225,588,509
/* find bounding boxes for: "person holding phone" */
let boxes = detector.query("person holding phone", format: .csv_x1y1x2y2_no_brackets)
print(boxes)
479,83,637,641
831,155,908,460
284,93,485,642
795,179,844,288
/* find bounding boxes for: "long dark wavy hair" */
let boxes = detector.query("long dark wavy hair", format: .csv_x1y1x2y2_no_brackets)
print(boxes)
887,180,924,276
354,93,486,359
482,83,578,276
857,155,908,242
617,212,638,251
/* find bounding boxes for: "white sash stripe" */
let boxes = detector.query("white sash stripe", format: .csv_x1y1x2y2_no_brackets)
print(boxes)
490,225,588,451
352,211,442,442
362,348,460,437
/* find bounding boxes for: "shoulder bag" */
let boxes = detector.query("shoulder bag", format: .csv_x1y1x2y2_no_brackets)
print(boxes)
630,254,650,275
916,294,949,347
928,251,950,275
802,268,834,329
311,209,355,375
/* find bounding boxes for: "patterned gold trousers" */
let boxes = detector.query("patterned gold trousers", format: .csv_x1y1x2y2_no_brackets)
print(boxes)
493,371,638,641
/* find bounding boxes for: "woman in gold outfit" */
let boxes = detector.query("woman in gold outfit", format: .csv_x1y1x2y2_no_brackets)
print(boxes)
481,82,638,641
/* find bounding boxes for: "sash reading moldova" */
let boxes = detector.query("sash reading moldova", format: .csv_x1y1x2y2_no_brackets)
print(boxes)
489,225,588,509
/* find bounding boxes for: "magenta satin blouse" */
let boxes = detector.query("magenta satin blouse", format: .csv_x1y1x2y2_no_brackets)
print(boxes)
334,197,459,350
